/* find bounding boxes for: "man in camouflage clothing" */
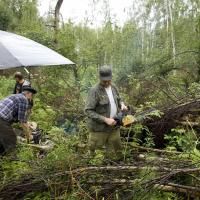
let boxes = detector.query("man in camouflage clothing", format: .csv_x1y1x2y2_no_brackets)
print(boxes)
85,66,128,158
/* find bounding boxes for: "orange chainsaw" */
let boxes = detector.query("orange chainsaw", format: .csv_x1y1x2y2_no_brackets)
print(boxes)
114,108,156,127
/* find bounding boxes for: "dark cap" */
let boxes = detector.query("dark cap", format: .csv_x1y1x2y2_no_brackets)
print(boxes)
99,66,112,81
22,86,37,94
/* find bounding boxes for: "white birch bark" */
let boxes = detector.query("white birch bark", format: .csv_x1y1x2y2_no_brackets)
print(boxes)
168,0,176,69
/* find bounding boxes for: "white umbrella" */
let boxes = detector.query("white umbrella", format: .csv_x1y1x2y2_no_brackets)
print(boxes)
0,30,74,69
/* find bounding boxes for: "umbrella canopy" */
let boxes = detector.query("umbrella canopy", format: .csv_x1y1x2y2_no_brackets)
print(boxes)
0,30,74,69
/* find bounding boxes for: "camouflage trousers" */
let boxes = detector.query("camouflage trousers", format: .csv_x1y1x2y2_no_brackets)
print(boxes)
88,129,122,158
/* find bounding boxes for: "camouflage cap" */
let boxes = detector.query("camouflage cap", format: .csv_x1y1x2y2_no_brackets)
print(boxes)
99,66,112,81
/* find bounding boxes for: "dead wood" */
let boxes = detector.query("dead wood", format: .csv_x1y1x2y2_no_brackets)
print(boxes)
155,183,200,197
86,179,200,197
129,144,181,154
142,98,200,147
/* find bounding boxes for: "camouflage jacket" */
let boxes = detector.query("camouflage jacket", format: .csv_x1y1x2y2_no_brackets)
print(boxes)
85,83,122,132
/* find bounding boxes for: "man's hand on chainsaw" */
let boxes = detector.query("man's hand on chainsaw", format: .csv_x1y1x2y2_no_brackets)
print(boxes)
103,117,117,126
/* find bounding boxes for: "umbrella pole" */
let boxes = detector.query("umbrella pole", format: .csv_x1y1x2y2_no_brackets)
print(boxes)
23,67,31,83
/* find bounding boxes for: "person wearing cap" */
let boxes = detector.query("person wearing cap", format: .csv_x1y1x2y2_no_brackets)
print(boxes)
0,86,37,155
13,72,31,94
85,66,128,159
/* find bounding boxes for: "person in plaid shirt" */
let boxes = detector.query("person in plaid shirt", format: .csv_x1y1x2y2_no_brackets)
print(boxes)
0,86,37,155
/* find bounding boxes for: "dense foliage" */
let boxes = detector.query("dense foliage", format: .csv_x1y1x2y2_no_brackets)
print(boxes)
0,0,200,199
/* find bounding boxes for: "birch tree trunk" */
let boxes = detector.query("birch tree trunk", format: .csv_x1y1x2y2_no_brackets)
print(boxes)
141,27,145,63
165,0,169,53
168,0,176,68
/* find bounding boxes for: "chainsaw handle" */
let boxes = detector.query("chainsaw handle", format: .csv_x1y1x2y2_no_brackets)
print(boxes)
127,105,131,111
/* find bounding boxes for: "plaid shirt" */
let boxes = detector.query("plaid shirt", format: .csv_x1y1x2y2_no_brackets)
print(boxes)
0,94,29,123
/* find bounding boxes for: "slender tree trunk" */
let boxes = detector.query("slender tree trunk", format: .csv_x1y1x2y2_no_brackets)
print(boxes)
168,0,176,69
54,0,64,45
151,30,154,50
141,28,145,63
166,0,169,53
104,52,107,65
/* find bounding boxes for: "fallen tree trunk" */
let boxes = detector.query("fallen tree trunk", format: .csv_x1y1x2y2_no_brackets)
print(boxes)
1,164,200,199
0,178,48,200
155,183,200,197
87,179,200,197
53,165,200,176
142,98,200,147
129,144,181,154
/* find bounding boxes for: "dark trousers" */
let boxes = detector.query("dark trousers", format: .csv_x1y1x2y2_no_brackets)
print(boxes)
0,119,16,155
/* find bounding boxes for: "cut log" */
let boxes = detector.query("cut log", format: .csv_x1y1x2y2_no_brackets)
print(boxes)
19,141,54,151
